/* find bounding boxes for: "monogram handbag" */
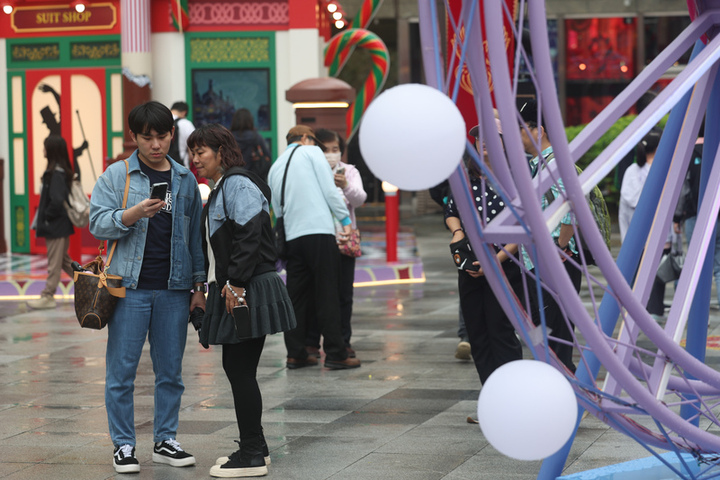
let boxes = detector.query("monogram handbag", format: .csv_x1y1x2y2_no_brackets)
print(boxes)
73,246,126,329
72,160,129,329
339,229,362,258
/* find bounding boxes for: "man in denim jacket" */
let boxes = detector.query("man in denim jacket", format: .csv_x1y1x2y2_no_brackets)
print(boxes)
89,101,206,474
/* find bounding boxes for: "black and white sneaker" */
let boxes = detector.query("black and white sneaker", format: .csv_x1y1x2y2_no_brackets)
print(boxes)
216,439,271,466
153,439,196,467
113,444,140,473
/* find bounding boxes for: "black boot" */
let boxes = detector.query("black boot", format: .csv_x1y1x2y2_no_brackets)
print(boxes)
260,428,270,464
210,437,267,478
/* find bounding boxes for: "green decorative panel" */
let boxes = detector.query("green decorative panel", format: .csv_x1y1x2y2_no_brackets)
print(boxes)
13,206,26,250
70,41,120,60
11,43,60,62
190,37,270,64
7,36,121,69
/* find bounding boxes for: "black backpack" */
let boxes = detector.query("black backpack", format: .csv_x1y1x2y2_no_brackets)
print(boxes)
167,118,182,164
237,133,271,182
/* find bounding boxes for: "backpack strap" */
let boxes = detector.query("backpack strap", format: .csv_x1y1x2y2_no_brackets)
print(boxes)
278,145,300,217
105,159,130,269
216,166,272,219
537,151,557,205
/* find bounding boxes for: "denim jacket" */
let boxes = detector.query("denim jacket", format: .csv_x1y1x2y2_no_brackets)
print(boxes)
89,151,206,290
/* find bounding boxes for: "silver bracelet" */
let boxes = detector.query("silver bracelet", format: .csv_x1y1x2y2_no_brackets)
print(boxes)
226,280,246,302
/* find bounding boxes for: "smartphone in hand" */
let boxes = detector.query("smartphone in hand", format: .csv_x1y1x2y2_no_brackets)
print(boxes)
336,167,345,174
150,182,168,200
233,304,251,338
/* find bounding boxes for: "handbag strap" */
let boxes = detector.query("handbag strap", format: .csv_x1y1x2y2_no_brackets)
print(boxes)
279,145,300,215
105,159,131,268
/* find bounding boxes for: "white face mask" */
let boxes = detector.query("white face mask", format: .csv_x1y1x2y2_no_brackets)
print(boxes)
325,152,341,168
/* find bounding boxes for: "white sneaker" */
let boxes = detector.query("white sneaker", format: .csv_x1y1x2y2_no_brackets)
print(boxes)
153,439,196,467
113,444,140,473
455,341,471,360
27,296,56,310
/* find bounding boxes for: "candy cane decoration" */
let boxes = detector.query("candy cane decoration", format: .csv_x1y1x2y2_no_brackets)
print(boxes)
324,28,389,139
349,0,383,30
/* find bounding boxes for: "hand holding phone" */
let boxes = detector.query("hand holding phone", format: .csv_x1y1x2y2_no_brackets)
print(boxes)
233,304,251,339
334,168,347,188
150,182,168,200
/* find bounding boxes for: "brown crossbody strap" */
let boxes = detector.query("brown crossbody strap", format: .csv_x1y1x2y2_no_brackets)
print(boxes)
104,159,131,268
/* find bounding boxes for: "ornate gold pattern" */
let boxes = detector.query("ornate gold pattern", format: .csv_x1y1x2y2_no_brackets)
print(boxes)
190,2,288,25
450,25,512,95
190,38,270,63
14,206,25,247
71,42,121,60
11,44,60,62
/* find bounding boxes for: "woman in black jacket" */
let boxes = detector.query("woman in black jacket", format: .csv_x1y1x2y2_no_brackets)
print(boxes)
229,108,272,182
187,124,295,478
29,135,75,310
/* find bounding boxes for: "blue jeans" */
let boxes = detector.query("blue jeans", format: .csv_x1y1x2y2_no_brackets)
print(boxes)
105,288,190,446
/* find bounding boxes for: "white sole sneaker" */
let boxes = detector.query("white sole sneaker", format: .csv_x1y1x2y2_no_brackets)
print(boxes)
216,455,270,466
113,462,141,474
27,296,56,310
455,341,471,360
152,452,196,467
209,464,268,478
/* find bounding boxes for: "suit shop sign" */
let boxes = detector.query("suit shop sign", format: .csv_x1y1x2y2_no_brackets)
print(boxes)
9,3,117,33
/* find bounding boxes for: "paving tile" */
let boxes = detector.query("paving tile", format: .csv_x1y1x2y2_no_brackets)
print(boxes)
331,452,468,480
0,463,29,477
0,214,712,479
376,424,485,456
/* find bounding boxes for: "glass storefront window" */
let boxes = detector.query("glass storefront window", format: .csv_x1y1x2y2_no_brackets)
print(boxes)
565,17,637,126
644,16,692,67
566,17,636,81
191,68,271,130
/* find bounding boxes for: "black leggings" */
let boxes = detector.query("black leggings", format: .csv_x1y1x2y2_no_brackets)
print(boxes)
222,336,266,441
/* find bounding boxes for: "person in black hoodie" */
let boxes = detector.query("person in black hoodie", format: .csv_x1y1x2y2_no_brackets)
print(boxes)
230,108,272,182
29,135,75,310
188,124,296,478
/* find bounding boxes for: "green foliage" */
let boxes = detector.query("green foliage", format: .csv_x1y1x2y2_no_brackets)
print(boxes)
564,114,669,213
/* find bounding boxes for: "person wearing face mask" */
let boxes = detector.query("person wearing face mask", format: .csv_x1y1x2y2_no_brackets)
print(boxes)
267,125,360,370
304,129,367,359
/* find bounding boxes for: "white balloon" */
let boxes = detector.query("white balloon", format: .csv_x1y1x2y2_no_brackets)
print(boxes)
358,84,466,191
477,360,578,461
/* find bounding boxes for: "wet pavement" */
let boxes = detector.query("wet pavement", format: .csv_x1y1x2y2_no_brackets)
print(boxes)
0,211,714,479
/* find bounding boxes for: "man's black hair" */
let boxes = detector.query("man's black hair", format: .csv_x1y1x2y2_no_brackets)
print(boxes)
171,101,189,113
519,99,543,129
128,101,174,135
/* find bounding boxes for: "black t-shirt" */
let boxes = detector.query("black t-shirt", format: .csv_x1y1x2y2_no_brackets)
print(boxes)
137,161,172,289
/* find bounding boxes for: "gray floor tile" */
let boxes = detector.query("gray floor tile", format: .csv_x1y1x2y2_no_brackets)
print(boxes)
0,213,709,479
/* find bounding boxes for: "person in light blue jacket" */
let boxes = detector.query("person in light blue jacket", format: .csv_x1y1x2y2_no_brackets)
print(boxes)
267,125,361,370
89,101,206,474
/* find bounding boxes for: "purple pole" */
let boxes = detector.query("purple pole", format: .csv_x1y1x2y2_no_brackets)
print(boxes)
537,39,705,480
680,64,720,422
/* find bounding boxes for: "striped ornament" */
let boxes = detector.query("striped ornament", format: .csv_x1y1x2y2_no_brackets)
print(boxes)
171,0,190,31
349,0,383,30
324,29,389,139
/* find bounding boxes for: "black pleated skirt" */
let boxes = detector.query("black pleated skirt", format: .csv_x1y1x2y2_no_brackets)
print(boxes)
200,271,296,345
